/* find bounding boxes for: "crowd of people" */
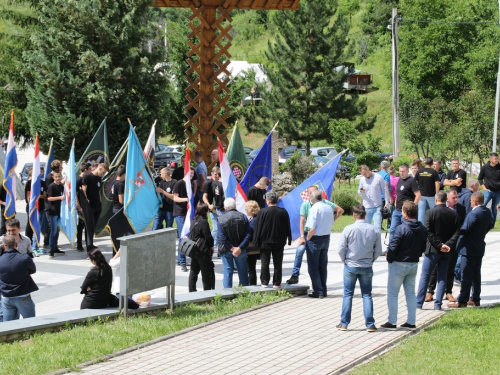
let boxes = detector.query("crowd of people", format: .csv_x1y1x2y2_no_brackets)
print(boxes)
0,150,498,328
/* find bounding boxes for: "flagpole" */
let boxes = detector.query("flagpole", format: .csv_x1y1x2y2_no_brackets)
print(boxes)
271,120,279,132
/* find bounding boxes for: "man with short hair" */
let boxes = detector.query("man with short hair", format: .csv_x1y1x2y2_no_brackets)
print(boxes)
458,178,479,215
43,159,62,249
217,198,252,288
203,167,225,253
193,150,207,206
306,190,334,298
388,164,421,245
416,191,460,310
414,157,440,224
82,163,109,250
449,192,493,308
478,152,500,224
76,162,91,251
0,219,33,257
253,191,292,288
358,165,390,230
247,177,270,209
433,159,446,190
444,159,466,193
211,148,220,167
47,171,65,257
0,235,38,322
379,160,391,205
425,189,466,303
153,167,176,230
337,204,382,332
286,185,343,285
111,165,126,215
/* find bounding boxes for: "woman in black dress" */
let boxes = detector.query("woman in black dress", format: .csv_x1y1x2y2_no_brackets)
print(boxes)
80,248,113,309
188,203,215,292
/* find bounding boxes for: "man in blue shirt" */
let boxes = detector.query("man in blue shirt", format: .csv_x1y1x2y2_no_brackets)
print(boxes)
305,190,334,298
337,204,382,332
193,151,207,207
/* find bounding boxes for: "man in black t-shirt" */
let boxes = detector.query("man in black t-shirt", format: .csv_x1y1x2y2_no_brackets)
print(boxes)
153,167,176,230
247,177,270,209
203,167,225,252
172,155,198,193
433,159,446,190
76,163,91,251
111,165,126,214
415,157,440,224
47,172,65,257
478,152,500,224
388,164,421,247
82,163,109,250
43,160,62,249
444,159,466,194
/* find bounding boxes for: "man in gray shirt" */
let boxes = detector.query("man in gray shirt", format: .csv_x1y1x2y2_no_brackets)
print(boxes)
337,204,383,332
358,165,390,231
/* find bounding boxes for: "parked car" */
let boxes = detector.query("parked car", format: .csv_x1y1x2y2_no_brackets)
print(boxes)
155,143,168,152
247,147,261,163
278,145,305,165
154,151,182,175
166,145,184,153
313,156,329,168
325,151,350,179
310,147,336,157
244,146,253,156
19,162,47,186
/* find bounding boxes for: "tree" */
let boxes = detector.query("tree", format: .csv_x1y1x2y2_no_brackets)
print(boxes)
22,0,172,159
260,0,367,154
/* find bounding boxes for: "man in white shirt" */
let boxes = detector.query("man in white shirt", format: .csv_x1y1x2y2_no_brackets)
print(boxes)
358,165,390,231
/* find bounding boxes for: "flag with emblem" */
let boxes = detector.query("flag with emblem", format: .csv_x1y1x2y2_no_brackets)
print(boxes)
240,127,273,194
76,118,109,172
29,134,42,246
180,148,195,238
277,151,344,240
124,124,161,233
226,125,248,181
3,110,17,220
219,140,247,214
59,140,78,247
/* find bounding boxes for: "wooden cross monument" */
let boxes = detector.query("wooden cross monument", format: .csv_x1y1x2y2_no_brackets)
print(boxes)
153,0,299,168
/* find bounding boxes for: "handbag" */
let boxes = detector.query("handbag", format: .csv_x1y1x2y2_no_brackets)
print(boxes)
179,237,201,257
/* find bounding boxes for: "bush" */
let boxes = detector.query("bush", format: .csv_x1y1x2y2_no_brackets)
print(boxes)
279,152,316,184
332,191,360,215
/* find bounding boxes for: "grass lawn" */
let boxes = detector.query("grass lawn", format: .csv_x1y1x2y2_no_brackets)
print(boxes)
350,305,500,375
0,290,289,375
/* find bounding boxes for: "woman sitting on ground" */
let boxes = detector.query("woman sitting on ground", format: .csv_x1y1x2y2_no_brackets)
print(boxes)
188,203,215,292
80,248,112,309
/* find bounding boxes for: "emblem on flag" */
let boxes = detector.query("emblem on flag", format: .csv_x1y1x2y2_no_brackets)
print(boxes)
299,181,326,202
231,162,244,180
133,172,145,192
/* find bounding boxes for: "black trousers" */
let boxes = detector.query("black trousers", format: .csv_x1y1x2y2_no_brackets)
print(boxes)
457,255,482,304
260,246,284,286
0,205,6,236
25,204,33,242
77,217,87,248
247,254,260,286
189,252,214,292
427,250,459,295
86,207,101,250
44,210,51,245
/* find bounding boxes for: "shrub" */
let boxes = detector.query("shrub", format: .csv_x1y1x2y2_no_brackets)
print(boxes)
279,152,316,184
332,191,360,215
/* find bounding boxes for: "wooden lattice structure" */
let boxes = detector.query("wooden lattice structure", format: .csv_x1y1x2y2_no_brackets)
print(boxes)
153,0,299,168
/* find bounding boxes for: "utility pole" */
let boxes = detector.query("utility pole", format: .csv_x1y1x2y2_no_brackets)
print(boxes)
493,0,500,152
391,7,400,158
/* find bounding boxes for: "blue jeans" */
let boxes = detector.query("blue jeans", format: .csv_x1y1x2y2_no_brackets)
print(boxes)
387,262,418,325
416,252,451,309
306,235,330,295
292,244,307,277
221,250,249,288
365,206,382,230
153,210,174,230
388,209,403,249
454,254,462,281
2,294,36,321
418,196,436,225
209,211,219,249
340,265,375,328
49,215,60,253
483,190,500,224
175,216,186,266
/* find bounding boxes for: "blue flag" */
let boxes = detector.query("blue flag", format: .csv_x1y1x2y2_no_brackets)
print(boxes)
277,152,343,240
240,130,273,194
3,110,17,220
44,138,55,180
124,124,161,233
59,141,78,247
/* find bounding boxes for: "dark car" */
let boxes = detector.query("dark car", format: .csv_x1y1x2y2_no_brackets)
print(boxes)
325,151,350,179
244,146,253,156
278,145,305,165
19,162,47,186
247,147,261,164
154,151,182,175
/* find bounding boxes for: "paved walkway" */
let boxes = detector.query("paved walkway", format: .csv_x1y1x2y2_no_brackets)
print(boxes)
60,231,500,375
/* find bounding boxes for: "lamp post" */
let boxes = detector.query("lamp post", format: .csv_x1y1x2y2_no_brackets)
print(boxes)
493,0,500,152
390,8,400,159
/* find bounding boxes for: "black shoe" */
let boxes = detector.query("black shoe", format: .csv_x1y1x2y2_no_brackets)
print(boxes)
76,246,85,251
381,322,397,330
308,292,324,299
181,265,188,272
400,322,416,329
286,275,299,284
54,249,65,255
323,292,327,298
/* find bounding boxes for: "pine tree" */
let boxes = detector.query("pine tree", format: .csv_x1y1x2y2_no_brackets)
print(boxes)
22,0,172,158
260,0,366,153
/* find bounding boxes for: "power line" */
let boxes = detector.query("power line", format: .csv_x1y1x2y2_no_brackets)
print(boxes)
400,18,499,25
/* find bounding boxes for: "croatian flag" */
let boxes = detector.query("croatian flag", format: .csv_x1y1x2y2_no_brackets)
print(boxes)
143,120,156,162
180,148,195,238
29,134,41,246
3,110,17,220
218,141,247,213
